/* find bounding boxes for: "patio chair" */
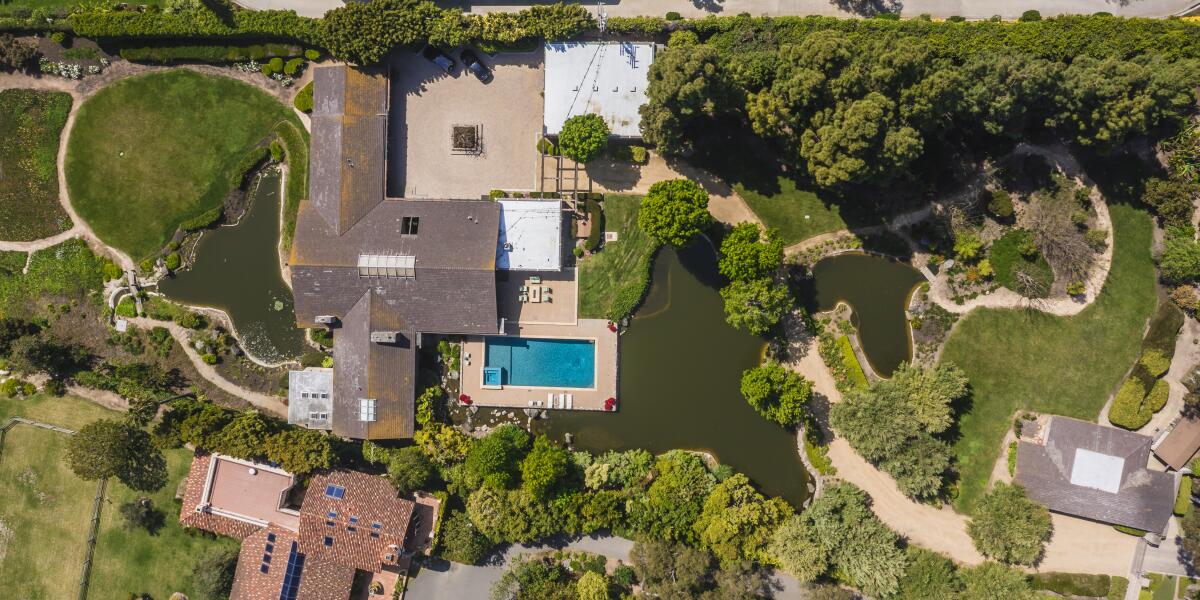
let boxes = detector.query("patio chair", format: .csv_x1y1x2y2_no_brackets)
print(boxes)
566,394,573,409
519,294,528,302
543,286,552,293
544,296,552,303
519,285,527,292
547,392,555,407
531,276,542,284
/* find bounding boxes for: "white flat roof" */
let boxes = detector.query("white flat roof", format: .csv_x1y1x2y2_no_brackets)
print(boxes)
1070,448,1124,494
543,42,654,138
496,200,563,271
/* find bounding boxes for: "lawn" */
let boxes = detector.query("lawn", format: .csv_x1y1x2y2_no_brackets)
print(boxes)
736,177,848,246
0,394,236,598
579,194,659,320
0,89,73,241
66,70,300,261
941,204,1156,513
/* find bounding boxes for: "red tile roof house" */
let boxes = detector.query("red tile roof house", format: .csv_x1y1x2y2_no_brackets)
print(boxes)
180,452,433,599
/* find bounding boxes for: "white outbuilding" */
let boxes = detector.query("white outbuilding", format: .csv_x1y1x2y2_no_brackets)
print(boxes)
543,41,655,138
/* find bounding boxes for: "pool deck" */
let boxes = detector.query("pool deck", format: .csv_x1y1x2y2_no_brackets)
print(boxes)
460,319,618,411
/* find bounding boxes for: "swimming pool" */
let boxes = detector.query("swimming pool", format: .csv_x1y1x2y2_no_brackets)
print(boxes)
484,337,596,388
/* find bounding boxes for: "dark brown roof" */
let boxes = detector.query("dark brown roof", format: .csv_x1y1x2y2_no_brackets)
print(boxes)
1155,415,1200,471
310,65,389,235
178,452,262,541
1016,417,1176,534
331,291,416,439
298,470,414,573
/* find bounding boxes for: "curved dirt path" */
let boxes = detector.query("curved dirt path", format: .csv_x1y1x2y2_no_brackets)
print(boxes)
790,336,1140,574
127,319,287,418
588,153,762,227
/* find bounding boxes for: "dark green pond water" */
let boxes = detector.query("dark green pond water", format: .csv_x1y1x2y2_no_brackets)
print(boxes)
803,253,924,376
536,244,812,505
158,170,305,363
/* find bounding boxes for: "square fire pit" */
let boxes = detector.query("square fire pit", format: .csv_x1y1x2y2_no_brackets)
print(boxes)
451,125,481,155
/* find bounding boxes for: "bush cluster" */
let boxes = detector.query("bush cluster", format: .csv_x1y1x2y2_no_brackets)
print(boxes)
119,43,301,64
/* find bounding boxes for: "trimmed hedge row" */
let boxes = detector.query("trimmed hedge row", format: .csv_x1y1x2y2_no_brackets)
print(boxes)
585,198,604,252
70,9,321,44
1028,572,1111,597
120,43,302,63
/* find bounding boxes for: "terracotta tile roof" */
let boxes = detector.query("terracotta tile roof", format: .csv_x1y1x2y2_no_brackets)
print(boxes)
297,470,414,572
229,525,294,600
178,452,262,541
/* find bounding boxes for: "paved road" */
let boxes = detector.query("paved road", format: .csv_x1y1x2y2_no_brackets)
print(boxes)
405,534,807,599
231,0,1200,21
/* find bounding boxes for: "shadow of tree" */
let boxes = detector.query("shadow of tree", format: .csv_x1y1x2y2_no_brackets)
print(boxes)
829,0,903,16
692,0,725,13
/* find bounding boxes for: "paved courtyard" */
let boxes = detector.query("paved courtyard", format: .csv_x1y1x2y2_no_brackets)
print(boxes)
388,49,544,199
497,268,578,325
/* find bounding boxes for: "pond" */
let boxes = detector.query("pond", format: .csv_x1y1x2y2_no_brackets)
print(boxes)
803,253,925,376
533,244,813,506
157,170,305,364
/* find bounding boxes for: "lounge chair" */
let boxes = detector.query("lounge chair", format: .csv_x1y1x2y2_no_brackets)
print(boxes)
530,276,542,284
543,286,552,293
544,296,552,303
566,394,573,409
518,285,527,292
519,294,528,302
547,392,555,408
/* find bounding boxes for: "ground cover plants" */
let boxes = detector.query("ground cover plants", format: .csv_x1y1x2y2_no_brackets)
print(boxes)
65,69,300,260
941,204,1156,511
0,89,73,241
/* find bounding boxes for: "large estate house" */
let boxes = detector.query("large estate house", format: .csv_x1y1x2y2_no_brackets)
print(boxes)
288,64,619,440
179,452,438,598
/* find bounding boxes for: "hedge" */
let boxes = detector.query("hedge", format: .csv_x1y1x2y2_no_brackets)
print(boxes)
1113,524,1147,536
837,335,869,390
120,43,301,63
1028,572,1111,597
585,198,604,252
606,247,657,322
1146,378,1170,413
1108,378,1151,430
1175,476,1193,516
1108,577,1129,600
70,9,321,44
1140,348,1172,378
179,206,223,232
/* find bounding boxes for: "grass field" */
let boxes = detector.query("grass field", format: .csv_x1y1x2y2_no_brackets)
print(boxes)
579,194,658,320
0,394,236,598
737,177,848,246
0,89,73,241
66,70,300,260
941,204,1156,512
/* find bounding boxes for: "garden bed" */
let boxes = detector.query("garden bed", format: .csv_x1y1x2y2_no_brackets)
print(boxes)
0,89,73,241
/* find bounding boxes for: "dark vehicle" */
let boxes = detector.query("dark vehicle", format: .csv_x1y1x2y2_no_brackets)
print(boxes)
421,45,455,74
460,49,492,82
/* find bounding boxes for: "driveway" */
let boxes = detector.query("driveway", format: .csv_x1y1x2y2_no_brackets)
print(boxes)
388,49,544,199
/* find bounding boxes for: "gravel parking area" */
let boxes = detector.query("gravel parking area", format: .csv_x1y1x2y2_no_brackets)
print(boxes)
388,49,544,199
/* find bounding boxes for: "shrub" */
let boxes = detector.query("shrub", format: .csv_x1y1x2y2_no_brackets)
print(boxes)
175,311,206,330
558,113,609,163
1085,228,1107,250
294,81,313,113
1113,524,1146,536
270,140,284,162
201,353,217,365
303,49,320,60
585,198,604,252
1019,9,1042,22
536,137,556,155
1140,349,1172,378
179,206,223,232
164,252,181,271
1006,441,1016,476
1172,285,1199,313
1146,379,1170,413
572,246,584,258
668,30,699,47
630,145,648,164
267,56,283,71
1066,281,1085,296
1108,378,1151,430
283,57,304,75
665,11,682,20
987,189,1014,219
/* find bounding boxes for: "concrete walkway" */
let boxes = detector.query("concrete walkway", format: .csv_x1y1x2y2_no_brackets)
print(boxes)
127,317,288,417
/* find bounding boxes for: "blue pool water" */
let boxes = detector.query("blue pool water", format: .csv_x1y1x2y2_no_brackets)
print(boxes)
484,337,596,388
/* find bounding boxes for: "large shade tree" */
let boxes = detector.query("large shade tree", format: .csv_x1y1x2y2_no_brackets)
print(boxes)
65,419,168,492
637,179,713,247
966,483,1052,566
557,113,609,162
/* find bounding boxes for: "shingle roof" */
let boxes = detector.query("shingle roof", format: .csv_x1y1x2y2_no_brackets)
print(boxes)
297,470,414,573
1154,415,1200,471
331,291,416,439
1016,416,1176,534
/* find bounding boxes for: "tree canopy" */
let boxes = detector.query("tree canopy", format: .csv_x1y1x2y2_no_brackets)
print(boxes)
719,223,784,282
739,362,813,427
65,419,168,492
693,473,793,565
720,278,793,335
519,435,569,499
637,178,713,247
627,450,716,543
966,483,1052,566
799,482,906,598
558,113,609,163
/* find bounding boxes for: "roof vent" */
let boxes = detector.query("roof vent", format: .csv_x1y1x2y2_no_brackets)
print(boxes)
370,331,399,344
315,315,338,326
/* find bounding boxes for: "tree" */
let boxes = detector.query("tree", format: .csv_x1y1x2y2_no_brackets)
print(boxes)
490,555,572,600
0,34,38,72
693,473,793,565
1182,504,1200,572
0,317,38,355
262,428,334,475
414,422,474,465
1144,177,1197,227
388,446,433,493
584,449,653,490
65,419,168,492
719,224,784,282
960,52,1057,138
190,546,239,600
438,510,494,565
888,362,968,435
465,424,530,489
739,362,813,427
640,45,736,155
959,562,1034,600
637,179,713,247
520,435,568,499
894,547,962,600
630,540,713,598
799,92,923,187
967,483,1052,566
214,410,275,460
1160,233,1200,284
576,571,609,600
7,335,91,379
626,450,715,543
767,515,828,583
720,278,793,335
319,0,458,66
467,487,556,544
558,113,609,163
801,482,905,598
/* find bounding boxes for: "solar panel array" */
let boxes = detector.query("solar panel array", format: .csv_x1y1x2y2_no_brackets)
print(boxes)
279,541,305,600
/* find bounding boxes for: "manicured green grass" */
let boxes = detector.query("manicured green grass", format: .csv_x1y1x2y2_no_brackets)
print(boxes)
942,205,1156,513
0,394,236,598
0,90,73,241
736,177,847,246
837,335,869,388
579,195,659,320
1175,476,1193,516
66,70,300,260
276,119,310,256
